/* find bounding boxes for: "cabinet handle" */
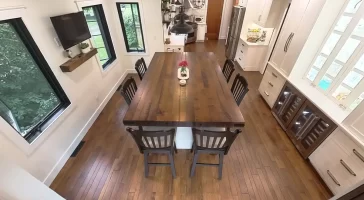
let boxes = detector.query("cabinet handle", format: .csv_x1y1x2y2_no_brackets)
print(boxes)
278,93,295,116
286,33,294,52
340,159,356,176
239,58,241,60
327,170,340,186
284,33,291,52
241,50,243,53
271,72,278,78
284,33,294,52
353,149,364,162
264,91,269,96
268,82,273,87
297,115,320,140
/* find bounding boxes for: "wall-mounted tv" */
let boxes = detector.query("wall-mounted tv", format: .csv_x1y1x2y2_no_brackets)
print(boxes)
50,12,91,50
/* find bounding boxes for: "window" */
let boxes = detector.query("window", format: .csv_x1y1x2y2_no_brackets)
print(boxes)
304,0,364,111
116,3,146,52
0,19,70,143
83,5,116,68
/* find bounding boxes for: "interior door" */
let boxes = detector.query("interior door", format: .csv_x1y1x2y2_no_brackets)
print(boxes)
205,0,224,40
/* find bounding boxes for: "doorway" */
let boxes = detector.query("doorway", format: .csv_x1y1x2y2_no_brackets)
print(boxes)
205,0,224,40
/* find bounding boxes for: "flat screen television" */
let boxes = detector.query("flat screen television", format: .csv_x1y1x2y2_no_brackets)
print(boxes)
50,12,91,50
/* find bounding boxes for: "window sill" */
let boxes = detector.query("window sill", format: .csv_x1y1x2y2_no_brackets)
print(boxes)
0,103,76,155
125,52,149,56
99,59,120,77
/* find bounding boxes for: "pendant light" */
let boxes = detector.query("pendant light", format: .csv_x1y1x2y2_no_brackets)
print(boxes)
170,7,194,34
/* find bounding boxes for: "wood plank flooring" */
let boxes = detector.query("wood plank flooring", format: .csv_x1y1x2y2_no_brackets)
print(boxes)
51,40,332,200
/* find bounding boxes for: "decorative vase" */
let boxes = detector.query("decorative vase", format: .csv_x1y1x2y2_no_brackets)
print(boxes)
81,46,90,54
177,67,189,80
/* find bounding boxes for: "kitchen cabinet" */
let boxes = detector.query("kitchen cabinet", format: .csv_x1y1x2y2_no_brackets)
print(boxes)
286,100,337,158
269,0,326,76
254,0,273,27
196,24,206,42
238,0,247,7
310,128,364,195
235,38,268,71
258,64,285,108
272,81,337,158
272,81,306,129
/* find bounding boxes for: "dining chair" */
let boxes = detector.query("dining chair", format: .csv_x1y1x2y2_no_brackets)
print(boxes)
222,59,235,83
126,127,177,178
190,128,241,179
117,77,137,105
231,73,249,106
135,57,147,80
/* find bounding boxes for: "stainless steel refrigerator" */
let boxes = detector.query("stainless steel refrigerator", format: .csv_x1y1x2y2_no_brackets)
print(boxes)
226,6,246,60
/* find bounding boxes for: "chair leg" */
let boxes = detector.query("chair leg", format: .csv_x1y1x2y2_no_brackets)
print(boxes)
144,152,149,178
190,152,199,177
168,152,176,178
218,153,224,180
174,143,178,154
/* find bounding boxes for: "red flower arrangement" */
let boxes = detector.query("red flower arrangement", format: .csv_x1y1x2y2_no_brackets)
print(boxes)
179,60,188,67
179,60,188,77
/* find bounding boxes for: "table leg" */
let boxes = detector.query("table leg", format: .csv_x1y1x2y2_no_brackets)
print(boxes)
175,127,193,149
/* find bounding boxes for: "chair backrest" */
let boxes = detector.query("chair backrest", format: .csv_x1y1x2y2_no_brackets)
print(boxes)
192,128,241,154
231,73,249,106
126,127,176,153
135,58,148,80
117,77,137,105
222,59,235,83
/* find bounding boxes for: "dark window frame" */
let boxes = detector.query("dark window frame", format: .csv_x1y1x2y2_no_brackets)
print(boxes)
116,2,146,53
83,4,116,69
0,18,70,143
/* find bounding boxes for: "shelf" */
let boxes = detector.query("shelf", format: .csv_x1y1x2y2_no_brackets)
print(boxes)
60,48,98,72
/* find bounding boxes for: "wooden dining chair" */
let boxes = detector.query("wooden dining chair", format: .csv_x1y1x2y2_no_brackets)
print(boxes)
222,59,235,83
117,77,137,105
190,128,241,179
231,73,249,106
135,58,147,80
126,127,177,178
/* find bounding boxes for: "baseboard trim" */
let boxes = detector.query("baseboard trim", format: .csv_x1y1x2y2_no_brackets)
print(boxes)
43,69,133,186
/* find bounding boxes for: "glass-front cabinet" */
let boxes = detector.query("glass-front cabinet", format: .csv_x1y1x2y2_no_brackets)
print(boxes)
273,82,337,158
272,82,306,129
286,101,337,158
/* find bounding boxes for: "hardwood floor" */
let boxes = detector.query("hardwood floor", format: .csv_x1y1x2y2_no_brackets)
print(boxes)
51,40,332,200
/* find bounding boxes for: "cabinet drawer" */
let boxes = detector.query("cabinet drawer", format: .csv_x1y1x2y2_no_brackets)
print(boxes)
331,131,364,179
310,129,364,195
259,77,283,108
265,66,285,89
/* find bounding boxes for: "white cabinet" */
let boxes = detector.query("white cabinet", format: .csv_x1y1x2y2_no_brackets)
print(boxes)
238,0,248,7
343,99,364,144
197,24,206,42
310,128,364,195
235,39,268,71
258,64,286,108
269,0,326,76
254,0,273,27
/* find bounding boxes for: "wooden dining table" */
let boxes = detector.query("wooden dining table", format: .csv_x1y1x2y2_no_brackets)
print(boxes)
123,52,245,149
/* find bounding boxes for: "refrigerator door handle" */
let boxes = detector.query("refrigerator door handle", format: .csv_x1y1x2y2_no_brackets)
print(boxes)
286,32,294,52
284,33,293,52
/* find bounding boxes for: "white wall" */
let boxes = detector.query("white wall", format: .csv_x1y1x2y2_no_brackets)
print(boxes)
0,156,65,200
219,0,234,39
0,0,163,186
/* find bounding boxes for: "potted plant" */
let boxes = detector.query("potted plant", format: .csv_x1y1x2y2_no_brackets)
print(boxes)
179,60,188,77
79,42,90,54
